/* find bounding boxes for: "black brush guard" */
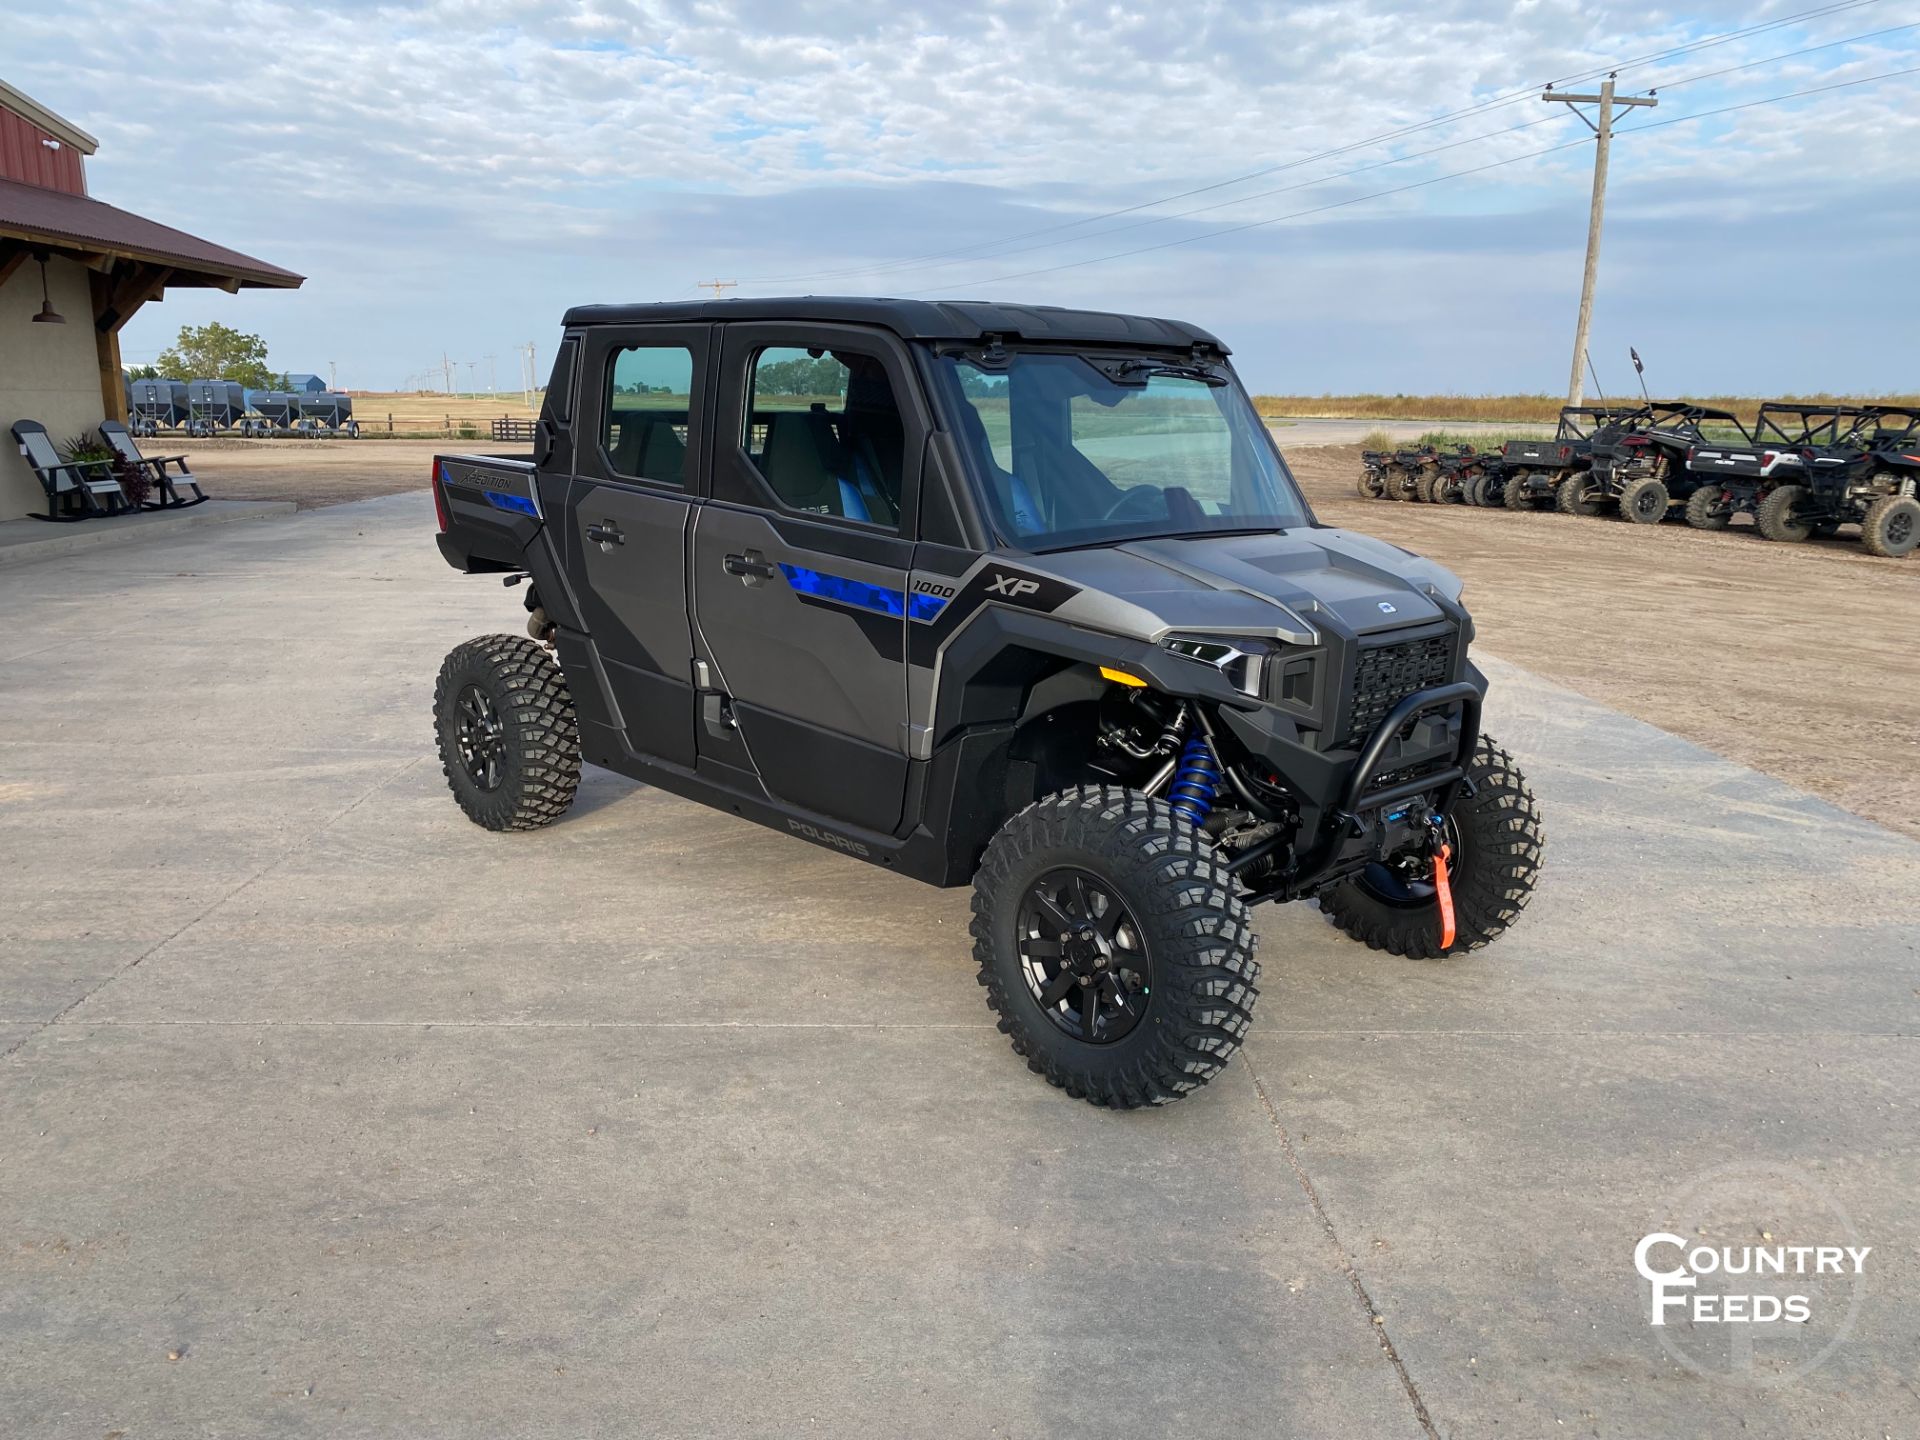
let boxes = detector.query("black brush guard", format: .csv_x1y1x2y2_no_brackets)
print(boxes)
1227,680,1482,901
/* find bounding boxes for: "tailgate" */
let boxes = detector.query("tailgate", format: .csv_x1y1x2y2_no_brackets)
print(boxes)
1502,439,1572,465
433,454,544,573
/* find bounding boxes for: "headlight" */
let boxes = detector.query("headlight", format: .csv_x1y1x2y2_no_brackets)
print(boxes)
1161,635,1271,697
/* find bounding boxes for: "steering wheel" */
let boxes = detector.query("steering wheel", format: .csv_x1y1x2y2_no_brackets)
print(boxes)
1101,485,1165,522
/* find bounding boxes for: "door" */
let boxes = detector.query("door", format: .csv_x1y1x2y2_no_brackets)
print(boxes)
562,324,711,769
691,323,925,833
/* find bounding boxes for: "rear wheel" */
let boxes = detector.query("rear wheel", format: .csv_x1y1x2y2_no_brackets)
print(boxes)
1464,475,1488,507
1318,738,1543,959
971,787,1258,1108
1757,484,1814,543
1861,494,1920,558
1415,466,1441,503
1357,469,1385,500
1619,476,1669,524
434,635,581,830
1503,470,1534,509
1555,475,1600,516
1684,485,1732,530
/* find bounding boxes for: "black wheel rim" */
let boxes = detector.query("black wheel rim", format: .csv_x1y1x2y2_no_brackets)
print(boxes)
1890,511,1914,548
1356,816,1465,910
1016,868,1151,1045
1634,489,1660,519
454,683,507,791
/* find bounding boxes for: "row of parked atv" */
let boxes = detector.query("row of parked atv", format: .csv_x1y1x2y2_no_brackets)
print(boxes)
1358,402,1920,559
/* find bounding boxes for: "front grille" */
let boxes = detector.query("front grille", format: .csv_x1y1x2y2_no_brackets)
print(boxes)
1341,631,1455,749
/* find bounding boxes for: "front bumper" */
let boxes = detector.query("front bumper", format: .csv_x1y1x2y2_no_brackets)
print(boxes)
1218,677,1483,902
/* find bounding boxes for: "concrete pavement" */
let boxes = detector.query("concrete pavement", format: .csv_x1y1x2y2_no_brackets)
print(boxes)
1,494,1914,1438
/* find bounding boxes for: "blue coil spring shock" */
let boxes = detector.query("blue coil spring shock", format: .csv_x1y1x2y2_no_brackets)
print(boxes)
1167,734,1221,828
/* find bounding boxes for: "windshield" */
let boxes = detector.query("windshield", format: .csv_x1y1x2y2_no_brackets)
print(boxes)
936,350,1310,549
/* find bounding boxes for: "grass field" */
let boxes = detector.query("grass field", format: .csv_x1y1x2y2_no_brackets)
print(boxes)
343,391,540,437
1253,392,1920,425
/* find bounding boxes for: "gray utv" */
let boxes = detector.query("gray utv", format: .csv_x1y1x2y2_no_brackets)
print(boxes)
429,299,1543,1107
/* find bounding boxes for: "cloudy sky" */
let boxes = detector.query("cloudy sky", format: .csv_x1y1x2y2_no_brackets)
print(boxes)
10,0,1918,395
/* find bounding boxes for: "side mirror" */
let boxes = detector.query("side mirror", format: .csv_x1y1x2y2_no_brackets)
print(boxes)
534,418,556,467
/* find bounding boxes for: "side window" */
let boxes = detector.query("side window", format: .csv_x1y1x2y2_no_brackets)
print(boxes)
743,345,905,528
603,344,695,487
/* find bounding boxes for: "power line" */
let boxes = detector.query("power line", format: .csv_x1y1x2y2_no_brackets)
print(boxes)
866,112,1578,281
1644,18,1918,91
903,63,1920,296
742,0,1890,285
939,13,1920,279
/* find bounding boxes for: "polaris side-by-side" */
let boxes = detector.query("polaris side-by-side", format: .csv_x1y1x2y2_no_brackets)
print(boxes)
428,299,1543,1107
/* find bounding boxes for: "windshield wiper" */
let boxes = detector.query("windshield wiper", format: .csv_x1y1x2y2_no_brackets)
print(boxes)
1111,359,1228,388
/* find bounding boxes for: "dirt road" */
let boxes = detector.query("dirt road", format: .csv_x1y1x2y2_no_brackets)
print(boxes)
184,438,459,508
1286,443,1920,840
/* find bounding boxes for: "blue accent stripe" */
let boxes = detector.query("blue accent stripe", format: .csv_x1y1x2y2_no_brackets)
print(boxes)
485,490,538,517
778,563,949,623
906,590,949,623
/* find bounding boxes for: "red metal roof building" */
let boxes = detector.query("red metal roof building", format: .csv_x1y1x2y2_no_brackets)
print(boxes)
0,80,303,519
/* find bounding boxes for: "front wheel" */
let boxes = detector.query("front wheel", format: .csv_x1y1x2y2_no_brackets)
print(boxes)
971,787,1258,1108
433,635,581,830
1619,476,1670,524
1861,494,1920,558
1503,470,1534,509
1317,738,1543,959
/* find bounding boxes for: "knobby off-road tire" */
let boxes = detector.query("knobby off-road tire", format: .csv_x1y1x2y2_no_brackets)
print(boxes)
1684,484,1732,530
1358,470,1385,500
1555,475,1600,517
1318,738,1543,960
1416,466,1442,503
1503,471,1534,510
1385,466,1413,501
971,787,1259,1108
1861,494,1920,558
1464,475,1489,507
1618,476,1670,525
1756,484,1814,543
434,634,581,831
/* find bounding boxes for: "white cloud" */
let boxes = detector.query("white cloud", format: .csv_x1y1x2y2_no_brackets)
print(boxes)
9,0,1917,390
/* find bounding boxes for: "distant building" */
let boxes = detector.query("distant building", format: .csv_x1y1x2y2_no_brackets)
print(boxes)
0,79,303,520
282,373,327,393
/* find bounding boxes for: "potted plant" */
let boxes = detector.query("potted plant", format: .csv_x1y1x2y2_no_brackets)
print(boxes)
62,434,152,510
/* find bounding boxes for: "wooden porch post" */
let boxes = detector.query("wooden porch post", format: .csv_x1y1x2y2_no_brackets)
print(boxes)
90,261,171,423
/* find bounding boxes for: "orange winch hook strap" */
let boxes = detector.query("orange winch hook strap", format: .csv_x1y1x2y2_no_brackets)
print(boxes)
1434,843,1457,951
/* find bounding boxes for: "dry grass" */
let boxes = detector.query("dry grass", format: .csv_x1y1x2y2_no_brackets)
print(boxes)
342,391,539,437
1252,392,1920,425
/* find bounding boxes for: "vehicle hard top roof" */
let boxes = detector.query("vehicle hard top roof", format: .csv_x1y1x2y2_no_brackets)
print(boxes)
559,296,1228,352
1644,400,1742,421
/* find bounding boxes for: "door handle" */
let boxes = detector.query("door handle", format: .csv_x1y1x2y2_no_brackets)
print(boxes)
586,521,625,550
723,550,777,584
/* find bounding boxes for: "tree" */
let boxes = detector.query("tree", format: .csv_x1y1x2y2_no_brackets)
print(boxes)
154,322,276,389
125,364,160,381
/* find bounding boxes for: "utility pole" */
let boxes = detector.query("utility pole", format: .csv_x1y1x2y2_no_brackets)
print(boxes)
1541,76,1656,406
695,279,738,298
485,353,497,399
328,360,337,391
